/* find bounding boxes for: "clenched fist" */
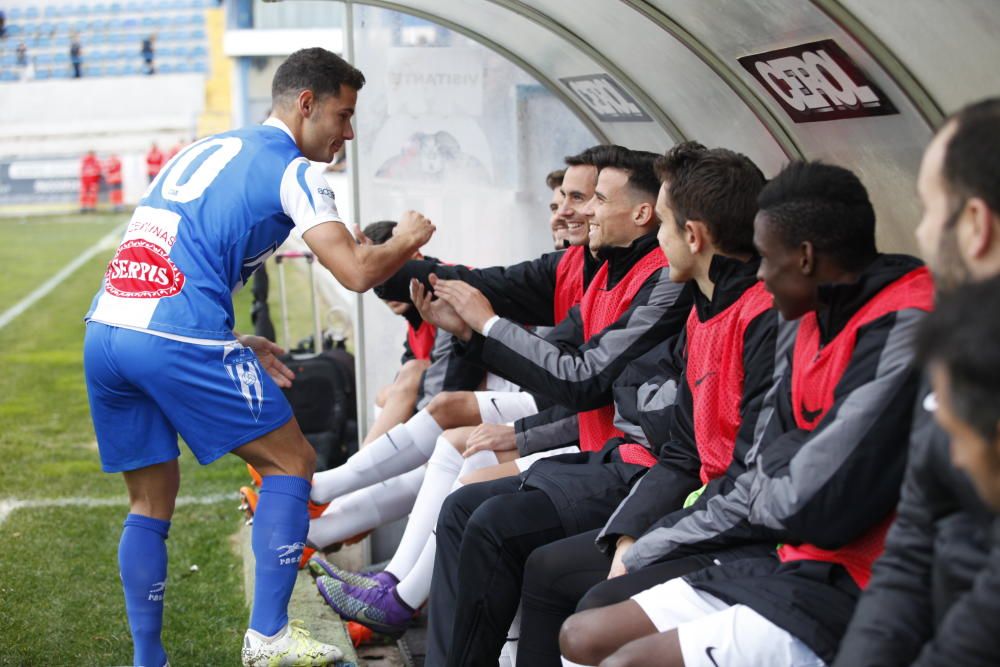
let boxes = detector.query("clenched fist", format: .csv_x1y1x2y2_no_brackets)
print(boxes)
396,210,435,247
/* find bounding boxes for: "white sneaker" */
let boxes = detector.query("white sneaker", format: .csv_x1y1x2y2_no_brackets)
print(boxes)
241,620,343,666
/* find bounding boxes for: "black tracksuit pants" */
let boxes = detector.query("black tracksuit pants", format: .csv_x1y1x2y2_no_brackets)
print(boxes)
518,529,776,665
426,476,568,667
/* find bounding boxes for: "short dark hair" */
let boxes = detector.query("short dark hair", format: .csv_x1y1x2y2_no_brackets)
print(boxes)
917,275,1000,441
363,220,396,245
943,97,1000,214
272,48,365,106
564,144,608,168
655,141,764,255
589,146,660,201
545,169,565,190
757,160,877,271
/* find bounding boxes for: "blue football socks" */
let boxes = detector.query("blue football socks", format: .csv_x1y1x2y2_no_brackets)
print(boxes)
249,475,311,636
119,513,171,667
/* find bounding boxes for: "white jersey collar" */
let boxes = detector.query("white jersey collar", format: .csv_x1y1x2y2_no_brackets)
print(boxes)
263,117,296,143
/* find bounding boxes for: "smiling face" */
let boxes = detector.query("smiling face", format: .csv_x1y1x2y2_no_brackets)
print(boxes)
549,186,568,249
557,164,598,247
298,85,358,163
754,211,817,320
584,167,646,250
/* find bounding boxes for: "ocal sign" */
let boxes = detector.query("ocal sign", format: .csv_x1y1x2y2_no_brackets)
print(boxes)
561,74,652,122
738,39,898,123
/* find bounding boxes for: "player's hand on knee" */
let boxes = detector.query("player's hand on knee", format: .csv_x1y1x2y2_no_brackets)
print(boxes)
609,536,635,579
463,423,516,458
238,334,295,388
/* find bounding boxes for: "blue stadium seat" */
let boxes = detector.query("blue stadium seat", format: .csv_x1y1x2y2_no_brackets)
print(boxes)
0,54,15,67
190,14,205,26
176,62,193,74
193,60,207,74
95,3,110,14
110,2,123,13
54,52,70,63
55,36,70,47
25,7,40,20
191,29,206,40
35,53,54,65
8,8,23,20
76,5,90,16
158,62,175,74
45,6,62,18
123,17,138,29
124,62,140,75
35,69,51,80
1,71,20,82
6,24,22,37
54,21,70,33
73,19,87,31
108,17,123,30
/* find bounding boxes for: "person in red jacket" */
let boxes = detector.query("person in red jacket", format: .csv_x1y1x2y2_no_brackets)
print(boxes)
79,150,101,213
146,142,164,183
103,153,123,212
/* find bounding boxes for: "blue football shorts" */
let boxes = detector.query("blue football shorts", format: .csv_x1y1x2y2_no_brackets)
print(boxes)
84,321,294,473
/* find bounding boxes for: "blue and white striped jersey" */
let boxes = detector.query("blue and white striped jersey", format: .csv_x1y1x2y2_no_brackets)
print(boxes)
87,118,342,341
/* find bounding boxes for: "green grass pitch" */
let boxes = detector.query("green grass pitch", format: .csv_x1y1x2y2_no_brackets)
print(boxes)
0,212,304,666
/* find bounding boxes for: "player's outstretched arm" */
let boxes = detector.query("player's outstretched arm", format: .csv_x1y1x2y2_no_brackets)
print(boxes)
302,210,435,292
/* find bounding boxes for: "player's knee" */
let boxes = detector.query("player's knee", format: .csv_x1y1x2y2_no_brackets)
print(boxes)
441,428,466,454
427,391,474,427
560,612,604,664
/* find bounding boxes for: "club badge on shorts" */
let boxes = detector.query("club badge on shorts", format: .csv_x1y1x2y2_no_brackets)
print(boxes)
223,343,264,421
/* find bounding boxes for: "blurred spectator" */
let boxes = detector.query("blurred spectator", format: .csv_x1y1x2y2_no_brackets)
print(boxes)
146,143,164,182
70,34,83,78
104,154,124,212
166,139,185,162
16,42,27,67
0,10,7,39
142,35,156,75
79,151,101,213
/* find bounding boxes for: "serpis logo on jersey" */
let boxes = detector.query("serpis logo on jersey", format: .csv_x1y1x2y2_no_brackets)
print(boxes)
223,344,265,421
105,239,185,298
316,187,335,199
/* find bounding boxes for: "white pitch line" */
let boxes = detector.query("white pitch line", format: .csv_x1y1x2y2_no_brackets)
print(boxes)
0,492,233,527
0,223,124,332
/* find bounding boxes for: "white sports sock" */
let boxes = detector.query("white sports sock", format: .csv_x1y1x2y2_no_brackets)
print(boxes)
307,467,424,549
310,409,443,503
503,603,521,665
395,536,435,608
393,449,500,608
457,450,499,485
385,435,464,579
